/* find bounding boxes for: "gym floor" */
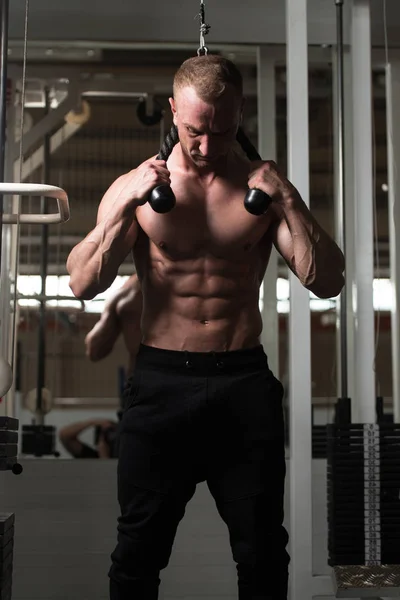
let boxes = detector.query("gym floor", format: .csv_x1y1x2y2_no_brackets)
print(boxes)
0,458,331,600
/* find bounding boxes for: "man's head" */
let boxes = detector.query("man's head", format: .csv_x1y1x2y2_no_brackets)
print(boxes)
169,55,244,167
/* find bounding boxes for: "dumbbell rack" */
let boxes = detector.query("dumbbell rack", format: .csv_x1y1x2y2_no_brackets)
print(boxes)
0,416,23,600
327,423,400,597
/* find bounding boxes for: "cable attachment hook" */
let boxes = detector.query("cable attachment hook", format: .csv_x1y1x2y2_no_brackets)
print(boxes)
197,0,211,56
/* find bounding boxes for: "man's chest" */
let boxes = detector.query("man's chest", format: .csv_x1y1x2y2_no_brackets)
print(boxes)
136,181,272,261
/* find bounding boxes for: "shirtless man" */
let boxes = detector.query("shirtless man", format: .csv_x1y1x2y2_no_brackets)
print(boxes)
84,273,142,374
67,55,345,600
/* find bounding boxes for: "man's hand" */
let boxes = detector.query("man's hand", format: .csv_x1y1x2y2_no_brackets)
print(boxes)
117,157,171,208
248,160,296,204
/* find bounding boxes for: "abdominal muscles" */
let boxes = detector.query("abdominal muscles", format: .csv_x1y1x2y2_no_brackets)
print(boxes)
138,247,264,352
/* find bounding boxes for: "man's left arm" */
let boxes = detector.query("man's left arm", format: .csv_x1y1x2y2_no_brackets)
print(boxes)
250,161,345,299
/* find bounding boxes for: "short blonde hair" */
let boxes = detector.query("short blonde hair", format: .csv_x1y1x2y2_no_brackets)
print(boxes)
173,55,243,103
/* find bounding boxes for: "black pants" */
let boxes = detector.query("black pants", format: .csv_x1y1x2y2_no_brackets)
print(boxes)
109,344,289,599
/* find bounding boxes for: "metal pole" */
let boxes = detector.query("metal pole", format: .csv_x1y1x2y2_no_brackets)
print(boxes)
286,0,313,596
335,0,348,400
386,63,400,422
351,0,375,423
35,87,50,424
257,47,279,377
0,0,9,279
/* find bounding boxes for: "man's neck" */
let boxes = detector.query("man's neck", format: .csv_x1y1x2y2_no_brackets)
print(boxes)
173,144,233,181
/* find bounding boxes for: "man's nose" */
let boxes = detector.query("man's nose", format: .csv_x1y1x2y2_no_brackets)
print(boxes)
199,135,214,157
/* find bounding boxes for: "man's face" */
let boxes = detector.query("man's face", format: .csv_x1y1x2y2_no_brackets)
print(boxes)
169,85,243,168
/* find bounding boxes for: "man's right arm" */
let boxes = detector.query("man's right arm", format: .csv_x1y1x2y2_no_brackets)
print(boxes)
67,174,138,300
85,274,141,362
67,158,170,300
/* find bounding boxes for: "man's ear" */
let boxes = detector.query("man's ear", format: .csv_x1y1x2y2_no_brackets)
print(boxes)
169,97,177,125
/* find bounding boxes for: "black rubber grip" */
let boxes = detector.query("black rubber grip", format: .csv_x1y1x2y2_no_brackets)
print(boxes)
148,185,176,213
244,188,273,215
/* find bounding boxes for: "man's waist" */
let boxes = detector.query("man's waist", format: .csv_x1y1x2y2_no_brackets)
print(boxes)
135,343,269,375
141,311,262,350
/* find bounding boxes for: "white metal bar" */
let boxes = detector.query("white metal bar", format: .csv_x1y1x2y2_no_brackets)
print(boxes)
286,1,312,599
1,89,17,417
18,294,84,305
256,46,279,377
386,61,400,422
1,183,70,224
351,0,375,423
332,47,356,407
0,219,13,407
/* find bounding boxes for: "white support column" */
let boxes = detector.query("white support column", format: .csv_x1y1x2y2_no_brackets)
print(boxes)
332,47,356,405
0,220,12,416
257,46,279,377
0,85,16,416
351,0,375,423
286,0,312,598
386,61,400,423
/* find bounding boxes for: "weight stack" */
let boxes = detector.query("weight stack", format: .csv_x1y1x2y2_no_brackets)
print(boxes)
0,417,22,475
312,425,328,459
327,423,400,596
0,514,14,600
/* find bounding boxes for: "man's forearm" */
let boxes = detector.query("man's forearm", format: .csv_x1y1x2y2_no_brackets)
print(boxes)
59,419,96,440
67,204,134,300
282,194,345,298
